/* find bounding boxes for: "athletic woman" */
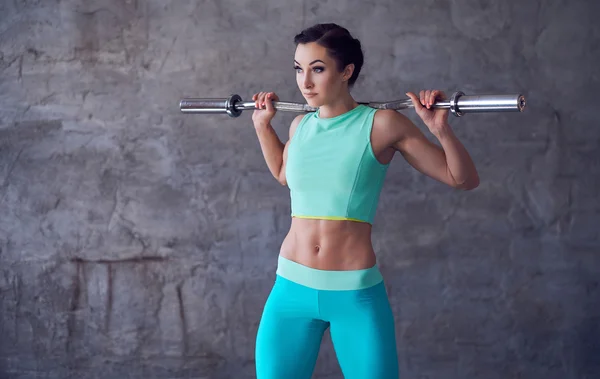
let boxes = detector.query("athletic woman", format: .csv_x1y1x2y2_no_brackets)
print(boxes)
251,23,479,379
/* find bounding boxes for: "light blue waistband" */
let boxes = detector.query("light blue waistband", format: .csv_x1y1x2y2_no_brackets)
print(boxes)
275,255,383,291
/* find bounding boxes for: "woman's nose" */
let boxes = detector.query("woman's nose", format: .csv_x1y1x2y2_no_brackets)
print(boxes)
303,74,313,89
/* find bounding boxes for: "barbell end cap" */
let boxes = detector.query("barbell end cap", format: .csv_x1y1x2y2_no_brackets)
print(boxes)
226,94,243,118
179,99,192,112
518,95,526,112
449,91,465,117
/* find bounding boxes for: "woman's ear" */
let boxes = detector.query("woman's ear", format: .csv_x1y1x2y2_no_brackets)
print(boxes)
342,63,355,82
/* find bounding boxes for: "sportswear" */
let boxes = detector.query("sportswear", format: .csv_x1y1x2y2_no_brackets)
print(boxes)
285,105,390,224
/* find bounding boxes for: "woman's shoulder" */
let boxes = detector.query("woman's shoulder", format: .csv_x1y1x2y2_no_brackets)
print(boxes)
372,108,413,143
373,108,412,128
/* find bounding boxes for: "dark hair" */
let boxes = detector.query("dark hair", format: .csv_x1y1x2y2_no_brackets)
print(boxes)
293,23,364,87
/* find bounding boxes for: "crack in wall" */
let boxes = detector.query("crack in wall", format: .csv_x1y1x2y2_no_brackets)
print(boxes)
176,283,188,356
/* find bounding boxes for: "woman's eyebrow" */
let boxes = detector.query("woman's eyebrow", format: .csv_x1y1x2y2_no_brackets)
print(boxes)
294,59,326,65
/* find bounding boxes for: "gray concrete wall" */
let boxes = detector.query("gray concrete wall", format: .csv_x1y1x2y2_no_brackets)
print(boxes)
1,0,599,378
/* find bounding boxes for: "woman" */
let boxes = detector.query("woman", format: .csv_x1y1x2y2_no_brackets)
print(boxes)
251,23,479,379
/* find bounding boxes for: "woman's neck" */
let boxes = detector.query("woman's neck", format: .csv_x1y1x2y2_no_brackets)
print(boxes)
317,92,358,119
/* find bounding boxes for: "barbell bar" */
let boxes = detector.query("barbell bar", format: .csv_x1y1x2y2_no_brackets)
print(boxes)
179,92,526,118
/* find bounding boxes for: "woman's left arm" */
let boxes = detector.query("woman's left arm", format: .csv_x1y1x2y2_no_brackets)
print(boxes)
378,89,480,190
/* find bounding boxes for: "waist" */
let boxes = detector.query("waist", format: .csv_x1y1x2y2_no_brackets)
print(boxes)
276,255,384,291
280,217,376,270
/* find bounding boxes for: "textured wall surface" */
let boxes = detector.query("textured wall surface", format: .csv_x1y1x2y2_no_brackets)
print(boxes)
1,0,599,378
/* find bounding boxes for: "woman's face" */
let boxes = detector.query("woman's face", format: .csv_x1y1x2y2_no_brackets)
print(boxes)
294,42,352,107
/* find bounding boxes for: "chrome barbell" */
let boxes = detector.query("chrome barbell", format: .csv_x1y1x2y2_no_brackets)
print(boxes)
179,92,526,117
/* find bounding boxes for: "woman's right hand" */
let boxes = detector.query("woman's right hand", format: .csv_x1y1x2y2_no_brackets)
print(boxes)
251,91,278,129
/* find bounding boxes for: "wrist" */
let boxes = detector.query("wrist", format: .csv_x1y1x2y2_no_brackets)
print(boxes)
431,122,452,140
254,122,272,132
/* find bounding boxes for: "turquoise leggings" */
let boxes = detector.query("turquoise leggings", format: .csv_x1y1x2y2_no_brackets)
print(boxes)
255,256,399,379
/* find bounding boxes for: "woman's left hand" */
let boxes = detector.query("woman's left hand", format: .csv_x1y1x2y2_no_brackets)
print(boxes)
405,90,450,135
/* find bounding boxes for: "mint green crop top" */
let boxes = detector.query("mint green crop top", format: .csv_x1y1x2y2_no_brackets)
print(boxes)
285,104,390,224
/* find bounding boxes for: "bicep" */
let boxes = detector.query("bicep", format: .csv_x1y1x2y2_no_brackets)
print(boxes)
386,112,457,187
278,140,291,185
278,114,304,185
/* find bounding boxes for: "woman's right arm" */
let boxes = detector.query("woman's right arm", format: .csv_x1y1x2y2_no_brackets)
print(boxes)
276,115,303,186
252,91,303,185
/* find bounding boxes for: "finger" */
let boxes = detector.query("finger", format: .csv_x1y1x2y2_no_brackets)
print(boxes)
430,90,439,107
419,90,425,106
425,90,431,108
265,93,275,112
255,92,263,109
259,92,266,109
406,92,424,110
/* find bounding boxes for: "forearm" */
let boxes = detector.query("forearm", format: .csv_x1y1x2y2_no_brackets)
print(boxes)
433,124,479,188
255,123,285,180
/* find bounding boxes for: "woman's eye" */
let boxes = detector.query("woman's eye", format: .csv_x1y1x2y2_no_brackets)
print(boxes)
294,66,324,73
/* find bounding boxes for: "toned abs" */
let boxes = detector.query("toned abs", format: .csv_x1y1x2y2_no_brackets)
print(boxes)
279,218,377,270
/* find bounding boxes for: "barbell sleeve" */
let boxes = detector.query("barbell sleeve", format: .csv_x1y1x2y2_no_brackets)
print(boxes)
179,92,526,118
